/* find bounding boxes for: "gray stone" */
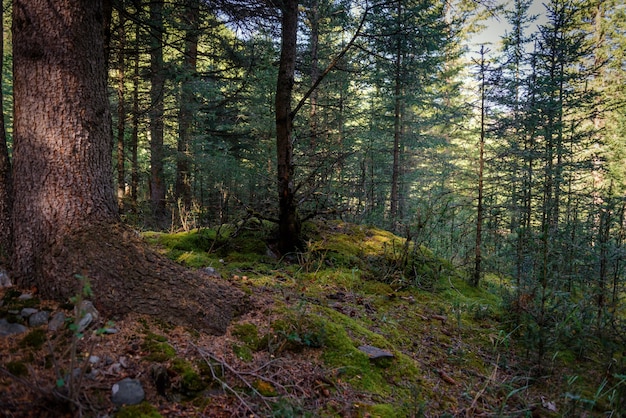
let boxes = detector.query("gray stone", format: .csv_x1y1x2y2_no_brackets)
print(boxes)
111,378,145,406
20,308,39,318
29,310,50,327
77,312,93,332
0,269,11,288
77,301,99,321
48,312,66,332
18,293,33,300
0,318,28,336
202,266,221,278
358,345,394,360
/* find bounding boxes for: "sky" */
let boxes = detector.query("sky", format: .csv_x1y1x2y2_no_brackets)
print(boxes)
471,0,550,54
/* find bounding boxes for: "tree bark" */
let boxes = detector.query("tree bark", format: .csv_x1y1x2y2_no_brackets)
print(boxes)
130,11,141,210
116,11,127,212
175,0,199,211
11,0,245,334
276,0,301,255
149,0,167,223
472,46,488,287
0,0,12,263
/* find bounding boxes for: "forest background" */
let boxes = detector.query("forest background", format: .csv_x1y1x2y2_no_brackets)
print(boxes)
1,0,626,410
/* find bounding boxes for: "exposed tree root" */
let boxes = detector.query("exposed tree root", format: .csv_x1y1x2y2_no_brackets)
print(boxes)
40,222,248,335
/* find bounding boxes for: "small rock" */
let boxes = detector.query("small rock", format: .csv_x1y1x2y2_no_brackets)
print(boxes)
29,311,50,327
77,301,99,321
48,312,66,332
108,363,122,374
20,308,39,318
0,269,11,288
0,318,28,336
89,355,101,364
18,293,33,300
202,266,221,278
118,356,128,368
77,312,93,332
111,378,145,406
102,328,119,334
358,345,394,361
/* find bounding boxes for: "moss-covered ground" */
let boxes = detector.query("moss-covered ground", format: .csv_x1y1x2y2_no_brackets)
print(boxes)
1,219,623,417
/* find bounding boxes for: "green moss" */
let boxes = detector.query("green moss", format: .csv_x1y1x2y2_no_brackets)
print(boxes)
115,402,162,418
360,281,395,296
174,251,215,268
171,358,208,396
232,323,268,351
5,361,28,377
159,229,218,252
142,333,175,362
270,312,327,353
232,344,254,361
253,379,277,397
319,318,388,395
366,403,399,417
19,329,47,350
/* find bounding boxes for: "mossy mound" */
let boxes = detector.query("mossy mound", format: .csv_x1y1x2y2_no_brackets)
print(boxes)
142,332,176,362
133,219,618,416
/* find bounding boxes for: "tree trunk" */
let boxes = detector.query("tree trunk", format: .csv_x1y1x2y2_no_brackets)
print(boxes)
149,0,167,223
276,0,301,255
389,2,403,231
0,0,12,263
116,11,127,212
175,0,199,211
11,0,245,335
473,46,488,287
307,0,319,148
130,13,141,210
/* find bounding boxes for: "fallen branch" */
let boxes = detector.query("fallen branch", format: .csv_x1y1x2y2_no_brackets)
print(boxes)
467,356,499,417
192,343,275,414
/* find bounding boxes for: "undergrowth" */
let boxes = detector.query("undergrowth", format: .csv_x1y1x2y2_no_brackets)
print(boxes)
2,219,621,416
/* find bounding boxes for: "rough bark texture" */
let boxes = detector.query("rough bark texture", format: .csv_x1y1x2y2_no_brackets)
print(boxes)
149,0,167,222
43,222,246,335
0,0,12,263
11,0,246,334
12,0,118,282
116,12,127,212
276,0,302,255
175,0,199,210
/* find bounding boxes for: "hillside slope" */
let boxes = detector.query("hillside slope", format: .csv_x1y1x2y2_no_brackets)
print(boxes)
1,219,623,417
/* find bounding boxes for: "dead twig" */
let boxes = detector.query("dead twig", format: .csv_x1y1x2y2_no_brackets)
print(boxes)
191,343,273,414
467,356,499,417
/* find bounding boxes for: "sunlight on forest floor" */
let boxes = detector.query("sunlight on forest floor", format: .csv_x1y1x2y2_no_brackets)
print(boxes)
1,219,624,416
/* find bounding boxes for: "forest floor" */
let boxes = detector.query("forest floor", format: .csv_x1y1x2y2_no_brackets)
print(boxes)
0,219,623,417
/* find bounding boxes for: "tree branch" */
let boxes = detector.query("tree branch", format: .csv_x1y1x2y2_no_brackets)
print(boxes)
290,4,370,120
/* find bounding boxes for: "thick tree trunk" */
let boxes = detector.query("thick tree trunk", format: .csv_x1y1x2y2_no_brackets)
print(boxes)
116,12,127,212
130,16,140,210
149,0,167,223
0,0,12,263
11,0,245,335
12,0,118,283
175,0,199,211
276,0,302,255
